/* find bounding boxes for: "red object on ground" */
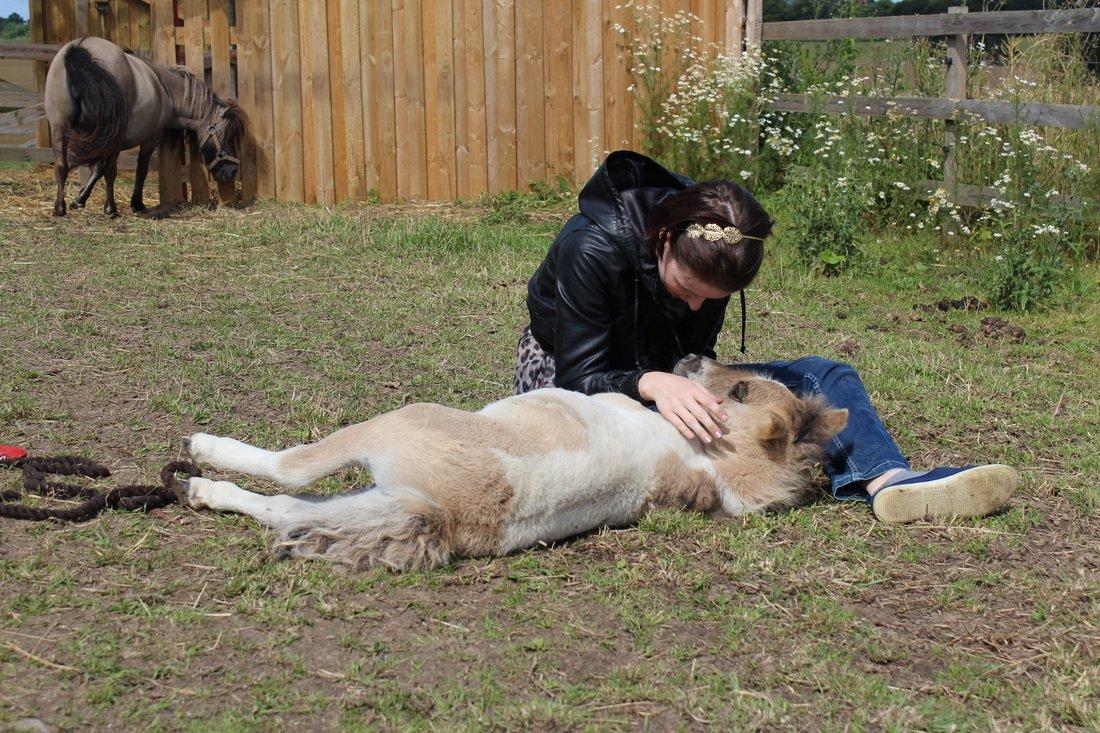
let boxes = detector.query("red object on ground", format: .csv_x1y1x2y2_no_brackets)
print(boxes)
0,445,28,462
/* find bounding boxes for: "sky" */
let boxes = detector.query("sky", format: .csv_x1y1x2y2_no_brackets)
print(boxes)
1,1,29,21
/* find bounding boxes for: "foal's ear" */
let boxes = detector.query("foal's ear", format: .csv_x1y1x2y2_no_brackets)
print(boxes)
796,400,848,445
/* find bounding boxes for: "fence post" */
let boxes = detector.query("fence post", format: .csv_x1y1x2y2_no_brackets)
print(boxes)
151,0,185,205
944,5,968,190
724,0,744,55
745,0,762,49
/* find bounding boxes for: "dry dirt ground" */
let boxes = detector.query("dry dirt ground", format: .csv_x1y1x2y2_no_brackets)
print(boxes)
1,165,1097,731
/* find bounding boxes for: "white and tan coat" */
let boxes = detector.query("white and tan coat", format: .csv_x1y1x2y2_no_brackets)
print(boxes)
182,356,847,571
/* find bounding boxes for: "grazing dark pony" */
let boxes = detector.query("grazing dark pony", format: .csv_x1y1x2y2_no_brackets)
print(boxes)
44,36,247,217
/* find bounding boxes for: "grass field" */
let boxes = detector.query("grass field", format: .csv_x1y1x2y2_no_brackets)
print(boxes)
1,164,1097,731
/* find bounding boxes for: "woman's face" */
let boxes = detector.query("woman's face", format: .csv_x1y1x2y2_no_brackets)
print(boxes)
657,251,731,311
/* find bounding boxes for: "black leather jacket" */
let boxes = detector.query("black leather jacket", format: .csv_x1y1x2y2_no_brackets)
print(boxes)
526,151,730,402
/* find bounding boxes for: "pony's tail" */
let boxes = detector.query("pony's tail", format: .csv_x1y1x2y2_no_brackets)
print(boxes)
63,43,128,167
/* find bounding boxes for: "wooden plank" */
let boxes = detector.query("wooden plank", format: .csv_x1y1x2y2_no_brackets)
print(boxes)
208,0,235,205
326,0,349,202
183,0,211,205
74,0,89,36
393,0,427,200
454,0,487,199
236,0,259,203
762,8,1100,42
603,0,632,154
572,0,603,184
724,0,744,54
135,1,152,50
0,146,150,168
366,0,397,202
250,2,275,199
745,0,761,47
270,0,305,202
483,0,516,193
298,0,335,205
423,0,457,199
0,42,60,61
117,0,132,48
768,92,1100,130
209,0,232,95
515,0,544,188
28,1,49,148
0,103,46,129
0,91,44,108
542,0,571,184
151,0,186,204
338,0,367,200
917,180,1097,220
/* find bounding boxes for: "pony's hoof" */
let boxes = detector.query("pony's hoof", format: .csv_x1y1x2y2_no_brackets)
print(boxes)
53,204,66,217
104,208,119,219
132,203,147,215
70,199,84,210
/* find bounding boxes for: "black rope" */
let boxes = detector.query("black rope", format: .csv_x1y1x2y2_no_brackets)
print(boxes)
0,455,200,522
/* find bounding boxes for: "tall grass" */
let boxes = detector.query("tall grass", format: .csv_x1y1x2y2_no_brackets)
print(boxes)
621,3,1098,308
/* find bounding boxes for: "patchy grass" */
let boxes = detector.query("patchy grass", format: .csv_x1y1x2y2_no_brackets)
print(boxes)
0,165,1097,731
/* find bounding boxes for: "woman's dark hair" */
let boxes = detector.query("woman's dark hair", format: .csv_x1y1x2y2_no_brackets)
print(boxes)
644,180,773,292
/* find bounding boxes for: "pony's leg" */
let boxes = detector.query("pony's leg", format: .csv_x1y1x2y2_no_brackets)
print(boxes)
102,155,119,217
130,139,158,213
71,160,105,209
52,139,70,217
187,421,376,489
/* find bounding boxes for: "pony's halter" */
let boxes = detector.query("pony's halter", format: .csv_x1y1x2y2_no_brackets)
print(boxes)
198,107,239,171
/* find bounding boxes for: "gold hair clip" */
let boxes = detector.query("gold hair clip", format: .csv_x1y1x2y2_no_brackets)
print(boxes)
685,222,759,245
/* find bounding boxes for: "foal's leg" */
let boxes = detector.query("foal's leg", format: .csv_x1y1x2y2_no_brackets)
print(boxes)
52,138,70,217
185,476,322,530
187,421,377,489
131,139,158,213
102,154,119,217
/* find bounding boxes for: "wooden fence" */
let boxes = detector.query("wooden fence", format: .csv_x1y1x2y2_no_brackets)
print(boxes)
4,3,1096,209
760,6,1100,208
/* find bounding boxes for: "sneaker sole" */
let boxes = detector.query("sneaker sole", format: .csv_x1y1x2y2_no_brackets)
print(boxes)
872,464,1019,524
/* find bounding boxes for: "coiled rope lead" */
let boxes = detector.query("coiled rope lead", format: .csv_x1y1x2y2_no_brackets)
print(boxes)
0,455,200,522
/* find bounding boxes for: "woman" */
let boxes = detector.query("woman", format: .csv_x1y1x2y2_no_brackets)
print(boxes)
517,151,1017,522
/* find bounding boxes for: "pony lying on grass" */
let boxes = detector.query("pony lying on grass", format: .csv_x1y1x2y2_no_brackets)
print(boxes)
180,356,848,571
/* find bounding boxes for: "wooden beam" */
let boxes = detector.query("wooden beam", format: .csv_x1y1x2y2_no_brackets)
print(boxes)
0,146,152,169
763,8,1100,41
0,43,61,61
0,91,44,108
768,93,1100,130
0,103,46,130
917,180,1097,220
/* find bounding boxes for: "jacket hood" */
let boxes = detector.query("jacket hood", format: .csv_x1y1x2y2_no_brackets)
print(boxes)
577,151,693,267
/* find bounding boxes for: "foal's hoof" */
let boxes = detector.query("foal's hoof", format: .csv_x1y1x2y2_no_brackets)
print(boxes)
185,433,214,464
184,477,212,510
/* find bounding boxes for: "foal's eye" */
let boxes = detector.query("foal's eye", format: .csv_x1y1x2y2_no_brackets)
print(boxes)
730,381,749,402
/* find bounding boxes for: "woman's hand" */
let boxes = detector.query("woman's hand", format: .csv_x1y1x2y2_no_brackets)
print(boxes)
638,371,727,444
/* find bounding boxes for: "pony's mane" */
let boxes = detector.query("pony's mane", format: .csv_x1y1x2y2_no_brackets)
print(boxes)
169,66,248,139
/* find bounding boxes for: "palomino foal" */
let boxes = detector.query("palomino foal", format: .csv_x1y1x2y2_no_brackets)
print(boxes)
182,356,847,571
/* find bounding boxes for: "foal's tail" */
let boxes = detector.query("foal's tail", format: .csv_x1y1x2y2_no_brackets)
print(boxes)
63,43,128,167
271,485,452,572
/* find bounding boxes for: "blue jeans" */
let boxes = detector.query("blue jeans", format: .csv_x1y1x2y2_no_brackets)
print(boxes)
740,356,910,501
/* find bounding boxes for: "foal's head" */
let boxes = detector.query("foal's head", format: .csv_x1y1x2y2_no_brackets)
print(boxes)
673,354,848,465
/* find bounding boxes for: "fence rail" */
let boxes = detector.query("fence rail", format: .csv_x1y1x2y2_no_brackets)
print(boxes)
762,5,1099,209
763,8,1100,41
769,93,1100,130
